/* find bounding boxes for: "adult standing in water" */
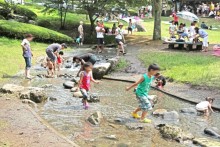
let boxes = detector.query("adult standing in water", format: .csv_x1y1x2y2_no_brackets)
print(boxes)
78,21,84,46
46,43,67,72
115,22,126,56
73,53,97,76
95,20,105,54
21,34,34,79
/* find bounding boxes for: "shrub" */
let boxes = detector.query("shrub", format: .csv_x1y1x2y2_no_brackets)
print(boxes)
0,20,73,43
37,19,52,28
14,6,37,20
0,15,5,19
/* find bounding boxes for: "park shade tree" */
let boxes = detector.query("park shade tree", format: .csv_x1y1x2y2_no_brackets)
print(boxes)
153,0,162,40
43,0,69,29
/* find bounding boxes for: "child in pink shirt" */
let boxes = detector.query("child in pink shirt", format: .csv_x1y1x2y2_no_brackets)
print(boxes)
78,62,99,109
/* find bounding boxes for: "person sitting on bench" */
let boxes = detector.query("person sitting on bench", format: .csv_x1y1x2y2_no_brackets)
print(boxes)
201,22,209,29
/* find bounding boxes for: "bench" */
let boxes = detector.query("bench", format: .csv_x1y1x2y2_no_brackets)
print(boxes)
163,41,203,51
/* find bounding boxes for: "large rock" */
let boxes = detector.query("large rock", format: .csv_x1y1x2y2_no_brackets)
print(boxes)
163,111,179,121
73,91,83,98
63,81,74,89
65,63,72,69
204,128,220,138
87,111,103,125
93,63,111,79
153,109,168,116
19,87,47,103
126,123,149,130
22,99,37,108
193,138,220,147
107,57,119,69
180,108,197,114
1,84,25,94
158,124,194,142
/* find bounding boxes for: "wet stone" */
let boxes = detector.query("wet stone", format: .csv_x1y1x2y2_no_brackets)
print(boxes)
41,84,53,88
114,118,125,124
63,81,74,89
180,108,197,114
153,109,168,116
158,124,194,142
87,111,103,125
125,123,149,130
88,94,100,103
193,138,220,147
0,84,25,94
22,99,37,108
204,128,220,138
49,97,57,101
105,135,118,140
71,77,80,83
73,91,83,98
93,63,111,79
163,111,179,121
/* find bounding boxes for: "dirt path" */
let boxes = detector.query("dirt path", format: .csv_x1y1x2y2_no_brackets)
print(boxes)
0,94,78,147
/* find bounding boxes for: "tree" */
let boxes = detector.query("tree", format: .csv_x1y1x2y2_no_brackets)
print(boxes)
153,0,162,40
43,0,69,29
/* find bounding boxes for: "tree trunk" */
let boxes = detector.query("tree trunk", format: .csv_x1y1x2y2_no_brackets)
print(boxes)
153,0,162,40
88,11,95,34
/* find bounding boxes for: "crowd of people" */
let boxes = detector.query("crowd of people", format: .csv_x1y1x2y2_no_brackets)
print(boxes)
196,2,220,19
169,14,209,52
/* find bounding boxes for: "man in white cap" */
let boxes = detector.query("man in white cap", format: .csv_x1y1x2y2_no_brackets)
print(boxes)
78,21,84,45
115,22,126,56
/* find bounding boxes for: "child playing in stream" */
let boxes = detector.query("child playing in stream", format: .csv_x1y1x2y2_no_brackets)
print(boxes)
126,64,160,123
57,51,64,71
196,97,215,116
77,62,99,109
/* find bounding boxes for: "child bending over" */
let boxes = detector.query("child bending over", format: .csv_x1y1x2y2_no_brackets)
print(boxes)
57,51,64,71
126,64,160,123
77,62,99,109
46,57,54,77
155,73,166,89
196,97,215,116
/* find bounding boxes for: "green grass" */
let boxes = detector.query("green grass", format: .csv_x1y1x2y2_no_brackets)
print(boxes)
139,51,220,87
0,37,48,82
114,58,128,71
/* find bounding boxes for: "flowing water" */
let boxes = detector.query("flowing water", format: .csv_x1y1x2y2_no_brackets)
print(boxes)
12,48,220,147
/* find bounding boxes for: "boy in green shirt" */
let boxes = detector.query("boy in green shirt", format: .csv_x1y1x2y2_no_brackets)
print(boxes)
126,64,160,123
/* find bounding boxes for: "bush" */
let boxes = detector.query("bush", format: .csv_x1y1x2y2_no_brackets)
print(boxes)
0,15,5,19
0,20,73,43
14,6,37,20
37,19,52,28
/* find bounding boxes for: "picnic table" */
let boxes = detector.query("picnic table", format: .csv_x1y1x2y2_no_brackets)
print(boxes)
163,41,203,51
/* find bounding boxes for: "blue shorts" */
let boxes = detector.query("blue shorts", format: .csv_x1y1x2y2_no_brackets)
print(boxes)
24,57,31,70
181,33,188,37
136,95,152,111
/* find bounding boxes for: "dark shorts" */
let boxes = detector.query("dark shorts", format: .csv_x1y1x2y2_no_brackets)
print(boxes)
128,27,132,31
88,55,97,65
46,50,56,62
97,38,104,45
24,57,31,70
174,21,179,26
115,39,123,45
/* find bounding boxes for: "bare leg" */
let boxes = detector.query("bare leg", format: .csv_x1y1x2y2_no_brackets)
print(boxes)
120,42,125,53
26,69,30,78
140,111,148,120
25,69,27,77
133,107,141,114
117,45,120,56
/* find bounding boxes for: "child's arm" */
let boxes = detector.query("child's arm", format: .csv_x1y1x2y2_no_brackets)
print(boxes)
90,72,99,84
126,76,144,91
208,103,214,113
77,72,84,90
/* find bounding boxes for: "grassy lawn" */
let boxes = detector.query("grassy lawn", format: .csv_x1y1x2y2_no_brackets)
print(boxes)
139,51,220,87
0,37,48,82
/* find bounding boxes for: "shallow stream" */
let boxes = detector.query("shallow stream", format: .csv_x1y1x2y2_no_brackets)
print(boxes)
13,48,220,147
